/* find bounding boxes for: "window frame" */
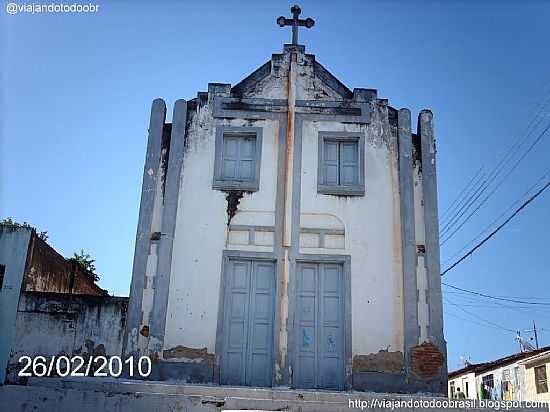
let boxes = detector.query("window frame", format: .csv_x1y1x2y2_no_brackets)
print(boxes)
213,126,263,192
317,131,365,196
535,365,548,394
449,381,456,398
482,374,494,388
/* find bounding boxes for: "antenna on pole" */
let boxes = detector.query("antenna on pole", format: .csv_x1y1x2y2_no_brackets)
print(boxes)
460,355,472,367
532,320,539,349
524,321,540,350
516,331,536,352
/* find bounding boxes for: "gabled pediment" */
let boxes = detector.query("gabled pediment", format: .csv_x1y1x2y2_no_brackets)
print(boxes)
228,46,376,103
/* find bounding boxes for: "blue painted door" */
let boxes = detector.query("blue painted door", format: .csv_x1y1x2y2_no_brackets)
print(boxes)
221,259,275,387
294,262,345,390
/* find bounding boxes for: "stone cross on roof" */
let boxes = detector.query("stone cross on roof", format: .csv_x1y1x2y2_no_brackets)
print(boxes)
277,5,315,46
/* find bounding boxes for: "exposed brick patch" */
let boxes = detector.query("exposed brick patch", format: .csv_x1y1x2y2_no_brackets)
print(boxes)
410,342,444,378
140,325,150,337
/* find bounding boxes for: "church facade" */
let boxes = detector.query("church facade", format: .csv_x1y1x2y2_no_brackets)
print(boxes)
125,13,446,394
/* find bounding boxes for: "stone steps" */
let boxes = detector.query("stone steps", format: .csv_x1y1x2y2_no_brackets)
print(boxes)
0,377,546,412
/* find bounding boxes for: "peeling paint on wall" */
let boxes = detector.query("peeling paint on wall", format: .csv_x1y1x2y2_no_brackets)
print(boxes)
7,291,127,383
145,44,446,393
225,191,244,226
352,350,404,374
163,345,214,366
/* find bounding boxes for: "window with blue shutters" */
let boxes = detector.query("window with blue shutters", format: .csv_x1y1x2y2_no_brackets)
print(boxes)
213,126,262,192
317,132,365,196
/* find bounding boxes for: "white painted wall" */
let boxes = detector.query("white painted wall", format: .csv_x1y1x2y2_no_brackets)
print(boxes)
163,108,280,353
449,372,476,399
163,51,406,362
298,116,404,356
522,360,550,403
413,164,429,344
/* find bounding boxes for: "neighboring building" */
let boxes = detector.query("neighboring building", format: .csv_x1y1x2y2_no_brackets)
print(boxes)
0,225,127,384
126,6,447,394
448,347,550,401
518,350,550,403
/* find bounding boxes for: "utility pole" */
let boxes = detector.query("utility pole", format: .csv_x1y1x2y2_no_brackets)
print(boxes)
534,320,539,349
524,321,540,350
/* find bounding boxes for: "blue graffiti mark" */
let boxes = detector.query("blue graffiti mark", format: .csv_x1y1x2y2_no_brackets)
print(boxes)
302,328,312,347
327,334,336,352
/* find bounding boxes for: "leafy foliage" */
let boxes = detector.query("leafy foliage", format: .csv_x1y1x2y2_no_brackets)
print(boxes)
68,249,100,282
0,217,48,241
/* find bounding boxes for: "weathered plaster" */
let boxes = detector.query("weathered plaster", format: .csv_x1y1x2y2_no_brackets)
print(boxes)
125,98,166,358
163,106,280,354
398,108,420,378
353,351,404,374
150,100,188,348
297,112,404,358
127,44,446,394
163,346,214,365
7,292,127,383
0,227,31,384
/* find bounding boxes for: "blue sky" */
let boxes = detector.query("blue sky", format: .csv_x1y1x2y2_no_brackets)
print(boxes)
2,0,549,370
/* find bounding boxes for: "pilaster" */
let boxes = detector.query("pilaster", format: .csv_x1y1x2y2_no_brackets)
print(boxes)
124,98,166,357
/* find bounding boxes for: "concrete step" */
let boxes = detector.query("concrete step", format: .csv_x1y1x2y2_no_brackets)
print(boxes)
0,377,546,412
27,376,439,402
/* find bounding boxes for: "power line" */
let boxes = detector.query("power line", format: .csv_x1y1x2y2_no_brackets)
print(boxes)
443,289,550,302
441,179,550,276
440,167,484,224
444,311,513,334
442,293,550,317
439,91,550,240
440,178,488,237
441,120,550,245
443,292,550,309
443,168,550,266
444,298,516,332
449,303,550,313
442,283,550,306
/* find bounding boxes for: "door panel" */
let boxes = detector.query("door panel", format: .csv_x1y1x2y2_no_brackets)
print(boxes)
221,258,275,387
245,261,275,386
295,262,345,390
295,263,318,388
222,260,250,385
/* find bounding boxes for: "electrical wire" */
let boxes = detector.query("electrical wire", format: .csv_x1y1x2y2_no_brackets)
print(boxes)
439,91,550,241
444,311,514,334
439,168,484,225
441,121,550,245
443,168,550,266
442,288,550,303
440,178,488,237
442,283,550,306
444,298,517,332
441,179,550,277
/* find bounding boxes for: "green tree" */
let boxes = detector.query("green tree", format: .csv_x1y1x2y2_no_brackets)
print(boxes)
0,217,48,241
68,249,100,282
